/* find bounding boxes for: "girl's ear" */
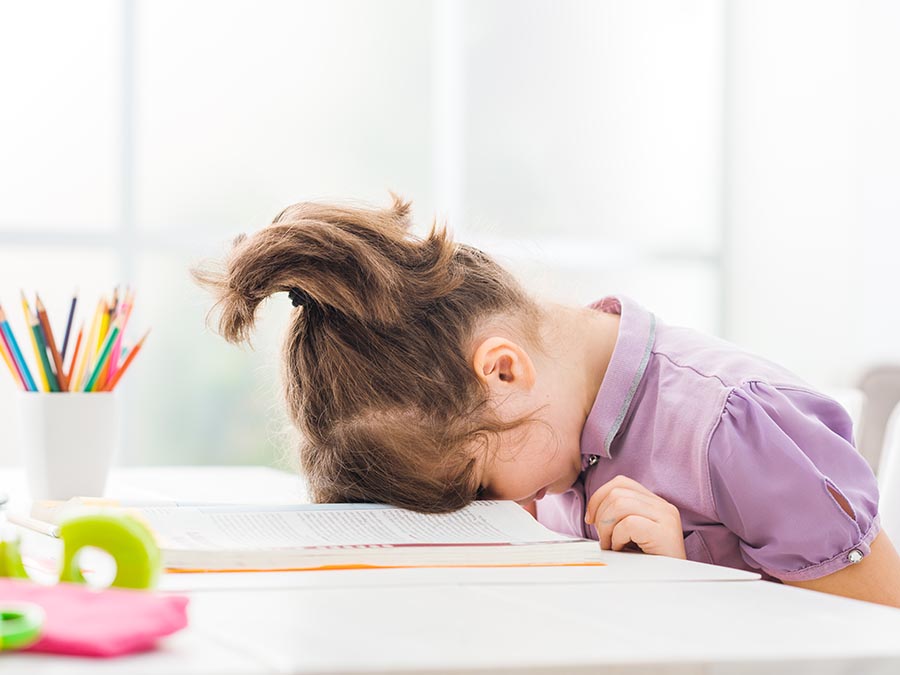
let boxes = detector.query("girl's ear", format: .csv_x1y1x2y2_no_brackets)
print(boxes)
472,336,536,394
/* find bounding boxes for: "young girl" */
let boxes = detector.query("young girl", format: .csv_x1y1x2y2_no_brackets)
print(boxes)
193,194,900,607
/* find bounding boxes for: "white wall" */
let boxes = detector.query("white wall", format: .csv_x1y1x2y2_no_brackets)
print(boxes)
727,0,900,389
859,0,900,373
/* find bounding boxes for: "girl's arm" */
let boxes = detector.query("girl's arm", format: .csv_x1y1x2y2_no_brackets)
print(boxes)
782,530,900,608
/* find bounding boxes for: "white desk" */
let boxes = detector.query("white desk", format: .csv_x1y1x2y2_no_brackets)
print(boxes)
3,466,900,674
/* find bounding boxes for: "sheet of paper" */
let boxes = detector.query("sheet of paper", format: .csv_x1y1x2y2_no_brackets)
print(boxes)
135,501,578,551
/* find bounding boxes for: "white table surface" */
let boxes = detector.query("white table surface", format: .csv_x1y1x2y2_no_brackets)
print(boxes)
3,465,900,675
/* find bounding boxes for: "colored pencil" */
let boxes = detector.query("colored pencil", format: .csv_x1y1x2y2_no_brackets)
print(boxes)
75,299,104,391
35,294,69,391
21,293,49,392
60,291,77,360
66,322,84,390
108,289,134,378
110,286,119,319
72,302,99,391
28,306,59,392
0,305,36,391
0,321,23,389
103,329,149,391
83,318,121,392
95,301,110,360
96,359,111,390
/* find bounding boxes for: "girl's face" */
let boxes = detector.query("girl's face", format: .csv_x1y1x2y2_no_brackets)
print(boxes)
469,307,618,506
470,334,597,506
475,417,584,505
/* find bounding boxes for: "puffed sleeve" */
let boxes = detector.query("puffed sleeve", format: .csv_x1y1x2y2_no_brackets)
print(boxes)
708,381,881,582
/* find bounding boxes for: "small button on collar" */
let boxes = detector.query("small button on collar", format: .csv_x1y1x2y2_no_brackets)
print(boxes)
587,455,599,467
848,549,863,564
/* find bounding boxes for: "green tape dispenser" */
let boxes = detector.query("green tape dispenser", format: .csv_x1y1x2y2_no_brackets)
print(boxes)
58,512,162,590
2,511,161,590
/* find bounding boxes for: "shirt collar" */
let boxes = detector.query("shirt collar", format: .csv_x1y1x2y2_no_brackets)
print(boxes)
579,295,657,463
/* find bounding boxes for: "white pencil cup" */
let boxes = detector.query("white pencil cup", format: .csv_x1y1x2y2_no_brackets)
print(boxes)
14,392,120,500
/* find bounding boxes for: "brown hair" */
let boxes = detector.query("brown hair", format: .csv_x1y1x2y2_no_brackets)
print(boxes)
191,194,542,512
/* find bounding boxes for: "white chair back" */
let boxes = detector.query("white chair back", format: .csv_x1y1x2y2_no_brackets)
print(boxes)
877,401,900,546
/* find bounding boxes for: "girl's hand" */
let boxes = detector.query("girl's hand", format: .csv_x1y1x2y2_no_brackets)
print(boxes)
584,475,687,559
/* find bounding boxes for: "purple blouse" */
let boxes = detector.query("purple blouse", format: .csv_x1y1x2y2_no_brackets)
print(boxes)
535,296,880,582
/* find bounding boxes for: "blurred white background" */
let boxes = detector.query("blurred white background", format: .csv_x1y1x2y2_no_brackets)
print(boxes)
0,0,898,469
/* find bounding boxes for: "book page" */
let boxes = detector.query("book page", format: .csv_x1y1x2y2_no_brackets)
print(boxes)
135,501,580,551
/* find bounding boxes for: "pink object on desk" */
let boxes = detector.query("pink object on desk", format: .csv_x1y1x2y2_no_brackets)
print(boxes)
0,578,189,657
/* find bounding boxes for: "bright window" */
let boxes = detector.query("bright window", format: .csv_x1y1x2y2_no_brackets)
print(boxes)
0,1,724,466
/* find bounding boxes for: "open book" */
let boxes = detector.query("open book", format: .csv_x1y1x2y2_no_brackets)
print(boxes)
24,499,604,572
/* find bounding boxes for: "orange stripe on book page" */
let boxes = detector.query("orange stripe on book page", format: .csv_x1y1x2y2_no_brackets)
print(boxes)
166,562,607,574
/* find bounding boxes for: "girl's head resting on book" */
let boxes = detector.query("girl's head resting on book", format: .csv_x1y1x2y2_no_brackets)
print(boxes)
192,194,588,513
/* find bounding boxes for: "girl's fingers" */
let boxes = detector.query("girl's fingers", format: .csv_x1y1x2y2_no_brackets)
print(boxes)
585,475,657,524
584,477,686,559
591,491,666,550
610,513,687,558
610,514,657,552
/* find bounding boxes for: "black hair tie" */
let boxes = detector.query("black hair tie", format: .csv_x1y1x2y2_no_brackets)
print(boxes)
288,288,313,308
